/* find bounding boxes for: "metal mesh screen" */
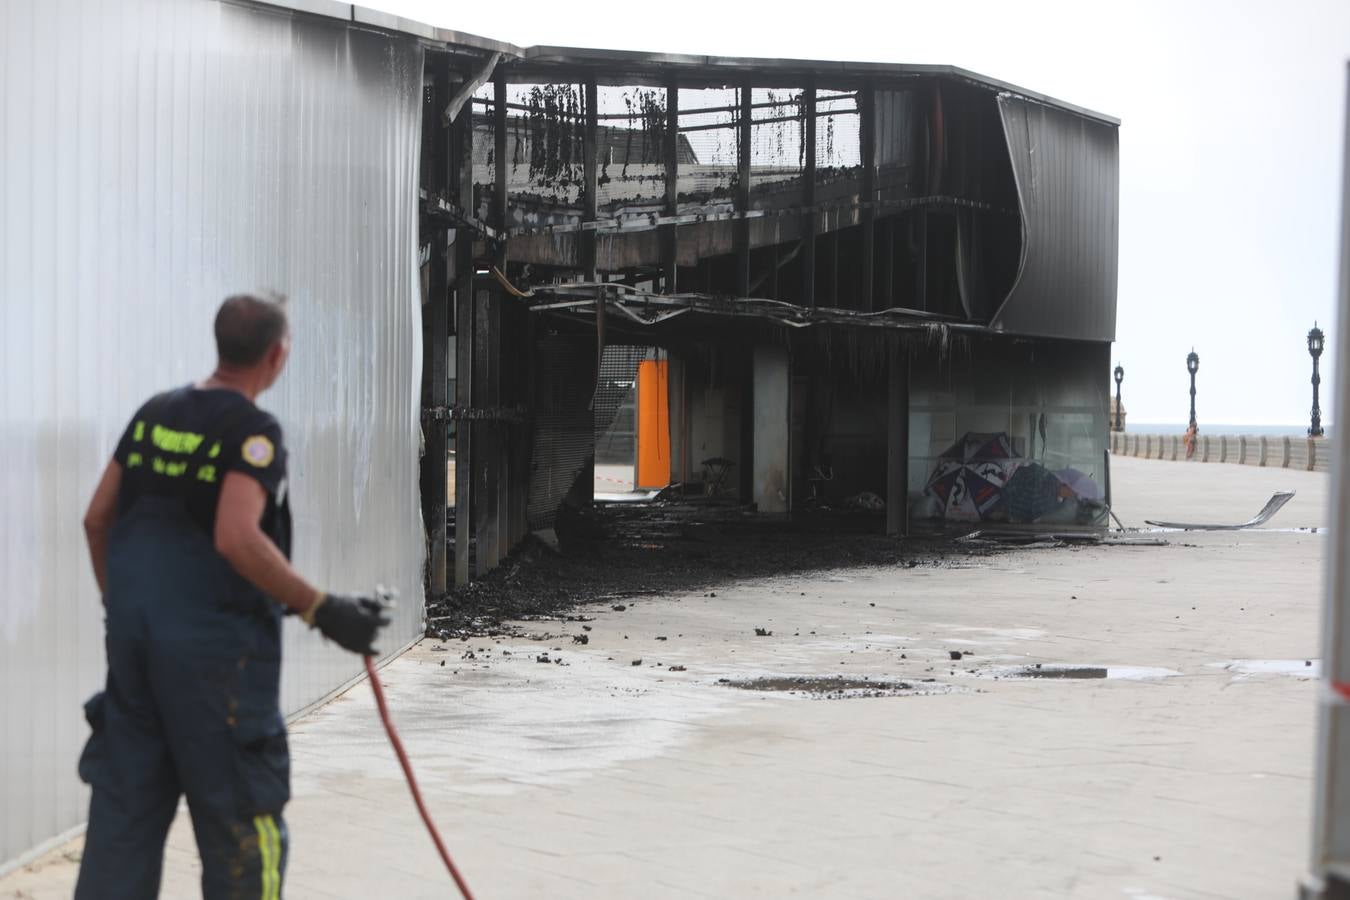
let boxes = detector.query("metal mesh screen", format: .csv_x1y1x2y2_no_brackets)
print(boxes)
594,345,648,444
595,85,667,220
470,83,497,223
676,86,740,215
503,83,587,226
748,88,805,213
815,89,862,184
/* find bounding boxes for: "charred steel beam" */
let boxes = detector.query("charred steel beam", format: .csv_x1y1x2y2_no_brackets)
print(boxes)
736,77,752,298
677,109,856,133
471,91,856,119
501,194,1008,238
662,74,679,293
419,192,500,241
802,80,817,308
859,80,876,312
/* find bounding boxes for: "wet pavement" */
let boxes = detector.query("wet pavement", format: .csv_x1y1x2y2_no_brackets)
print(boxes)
1,456,1332,899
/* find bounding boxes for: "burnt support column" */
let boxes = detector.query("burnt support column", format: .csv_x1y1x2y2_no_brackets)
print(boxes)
887,347,910,536
493,76,508,268
491,289,508,566
423,61,451,595
453,98,475,587
882,218,894,308
830,232,839,307
802,81,817,308
486,78,514,573
474,286,498,577
661,75,679,293
914,211,928,310
752,346,790,514
735,78,752,297
859,80,876,312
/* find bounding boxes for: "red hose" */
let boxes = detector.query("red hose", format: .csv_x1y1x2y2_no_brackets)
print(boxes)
364,655,477,900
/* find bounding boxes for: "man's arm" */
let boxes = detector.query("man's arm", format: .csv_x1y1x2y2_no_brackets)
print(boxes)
83,461,123,597
215,471,321,617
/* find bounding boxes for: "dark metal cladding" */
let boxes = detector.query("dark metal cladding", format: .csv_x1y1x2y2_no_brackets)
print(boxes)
992,95,1120,343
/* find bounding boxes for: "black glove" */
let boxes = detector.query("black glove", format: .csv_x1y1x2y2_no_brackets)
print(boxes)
310,593,390,656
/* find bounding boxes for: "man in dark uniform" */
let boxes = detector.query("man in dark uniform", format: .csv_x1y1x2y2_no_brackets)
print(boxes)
76,292,389,899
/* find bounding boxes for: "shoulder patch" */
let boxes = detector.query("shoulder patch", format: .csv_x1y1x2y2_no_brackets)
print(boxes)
241,435,275,468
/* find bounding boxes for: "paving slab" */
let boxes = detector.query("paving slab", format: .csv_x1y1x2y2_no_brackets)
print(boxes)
1,456,1331,899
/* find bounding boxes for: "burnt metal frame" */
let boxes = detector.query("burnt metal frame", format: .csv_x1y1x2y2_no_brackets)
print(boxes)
422,51,1080,587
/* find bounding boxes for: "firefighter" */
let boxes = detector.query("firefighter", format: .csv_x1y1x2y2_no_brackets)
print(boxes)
76,292,388,899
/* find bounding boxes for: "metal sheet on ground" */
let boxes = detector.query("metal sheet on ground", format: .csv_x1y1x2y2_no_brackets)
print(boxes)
1144,490,1295,530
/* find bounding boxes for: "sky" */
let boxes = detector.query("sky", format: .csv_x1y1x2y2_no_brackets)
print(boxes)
371,0,1350,426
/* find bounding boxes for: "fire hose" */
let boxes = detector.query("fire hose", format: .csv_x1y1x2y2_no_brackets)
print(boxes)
364,655,477,900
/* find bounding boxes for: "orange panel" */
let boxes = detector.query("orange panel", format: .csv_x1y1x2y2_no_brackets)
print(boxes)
636,359,671,489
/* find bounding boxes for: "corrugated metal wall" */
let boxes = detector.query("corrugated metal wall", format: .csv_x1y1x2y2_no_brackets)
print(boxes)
0,0,425,868
992,95,1120,343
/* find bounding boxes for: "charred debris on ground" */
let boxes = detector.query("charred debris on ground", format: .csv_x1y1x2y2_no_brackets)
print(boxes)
424,499,1063,639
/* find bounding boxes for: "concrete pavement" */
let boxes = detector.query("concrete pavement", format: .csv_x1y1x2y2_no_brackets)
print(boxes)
2,456,1332,899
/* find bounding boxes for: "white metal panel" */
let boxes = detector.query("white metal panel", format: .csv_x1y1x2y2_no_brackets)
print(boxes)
0,0,425,868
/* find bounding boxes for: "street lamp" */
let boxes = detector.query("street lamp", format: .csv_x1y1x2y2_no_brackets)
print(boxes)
1309,323,1326,437
1113,364,1124,431
1186,349,1199,431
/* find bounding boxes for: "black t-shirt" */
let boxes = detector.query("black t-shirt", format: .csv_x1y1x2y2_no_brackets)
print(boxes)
113,386,289,551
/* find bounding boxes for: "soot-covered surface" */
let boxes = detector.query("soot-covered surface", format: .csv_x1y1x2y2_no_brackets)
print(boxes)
426,501,995,637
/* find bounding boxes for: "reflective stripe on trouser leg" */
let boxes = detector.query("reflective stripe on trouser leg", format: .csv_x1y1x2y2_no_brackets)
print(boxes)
253,814,283,900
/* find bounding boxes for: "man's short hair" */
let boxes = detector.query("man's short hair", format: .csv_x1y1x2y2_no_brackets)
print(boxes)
214,292,288,366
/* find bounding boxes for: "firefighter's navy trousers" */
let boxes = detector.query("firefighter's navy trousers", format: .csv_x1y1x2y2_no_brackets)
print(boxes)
75,498,290,900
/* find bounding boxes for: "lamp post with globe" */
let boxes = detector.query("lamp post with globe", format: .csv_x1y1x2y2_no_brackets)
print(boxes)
1309,324,1326,438
1186,350,1199,431
1113,364,1124,432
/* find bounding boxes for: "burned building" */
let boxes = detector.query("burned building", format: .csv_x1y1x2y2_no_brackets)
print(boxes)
421,40,1119,589
0,1,1116,869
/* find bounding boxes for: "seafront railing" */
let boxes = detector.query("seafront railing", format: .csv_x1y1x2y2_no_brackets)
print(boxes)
1109,432,1334,473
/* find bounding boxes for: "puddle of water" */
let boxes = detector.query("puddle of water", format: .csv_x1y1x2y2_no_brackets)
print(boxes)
290,644,738,796
970,664,1179,681
1212,658,1321,679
